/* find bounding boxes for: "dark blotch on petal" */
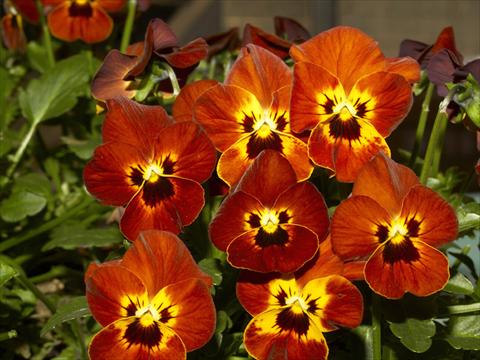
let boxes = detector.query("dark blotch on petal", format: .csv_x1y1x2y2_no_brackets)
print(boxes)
69,2,93,17
376,225,389,243
275,307,310,336
242,112,257,133
407,218,421,238
123,318,162,348
328,115,361,141
162,155,176,175
246,131,283,159
382,237,420,264
247,213,261,229
142,178,175,207
278,210,290,224
255,226,288,247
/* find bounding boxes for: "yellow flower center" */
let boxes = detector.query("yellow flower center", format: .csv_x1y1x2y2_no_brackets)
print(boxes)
333,101,357,121
388,220,408,245
260,209,280,233
253,112,277,138
74,0,90,5
285,295,309,313
143,164,163,183
135,304,160,326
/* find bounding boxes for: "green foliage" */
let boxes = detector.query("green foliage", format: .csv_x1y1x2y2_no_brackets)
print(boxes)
445,315,480,350
389,319,436,353
40,297,90,337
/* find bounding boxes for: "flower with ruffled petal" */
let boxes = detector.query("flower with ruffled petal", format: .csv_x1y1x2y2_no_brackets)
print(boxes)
237,238,363,360
195,44,313,187
331,153,458,299
86,230,216,360
84,97,216,240
42,0,126,43
209,150,329,273
290,26,420,183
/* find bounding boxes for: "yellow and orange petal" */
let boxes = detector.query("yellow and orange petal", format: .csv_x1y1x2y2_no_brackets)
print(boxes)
173,80,218,122
121,230,212,295
102,97,173,148
352,152,419,215
46,1,113,43
226,45,292,108
364,239,450,299
89,317,187,360
290,26,385,93
150,279,216,351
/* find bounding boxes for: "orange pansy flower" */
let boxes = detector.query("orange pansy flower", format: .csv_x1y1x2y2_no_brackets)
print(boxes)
1,13,26,52
83,97,216,240
209,150,329,273
42,0,125,43
237,238,363,360
195,44,313,187
331,153,458,299
290,26,420,182
86,230,216,360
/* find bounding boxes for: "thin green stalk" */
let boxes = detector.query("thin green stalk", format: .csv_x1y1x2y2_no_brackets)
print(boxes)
70,321,88,360
164,63,181,96
419,109,448,184
0,330,17,342
440,303,480,316
17,272,56,313
409,83,435,168
30,266,71,283
120,0,137,52
0,195,94,253
35,0,55,67
6,122,38,178
430,110,449,178
372,294,382,360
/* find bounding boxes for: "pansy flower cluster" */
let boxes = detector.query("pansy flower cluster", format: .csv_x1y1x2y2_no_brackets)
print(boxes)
81,21,466,360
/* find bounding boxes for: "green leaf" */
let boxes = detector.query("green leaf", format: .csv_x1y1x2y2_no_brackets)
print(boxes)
15,173,52,200
445,315,480,350
0,191,47,222
199,258,223,286
43,224,124,251
0,262,18,287
215,310,233,334
19,53,90,125
444,273,475,295
457,201,480,234
61,135,101,160
26,41,53,74
41,296,91,337
389,318,436,353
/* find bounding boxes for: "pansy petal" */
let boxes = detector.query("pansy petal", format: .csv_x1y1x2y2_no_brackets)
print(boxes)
13,0,40,23
209,191,264,251
47,2,113,43
273,182,329,241
84,142,148,206
88,317,186,360
244,308,328,360
306,123,336,172
216,137,257,188
274,16,310,43
385,57,421,84
227,224,318,273
277,133,314,182
302,275,363,331
103,97,173,147
290,61,343,133
86,264,148,326
194,84,262,151
173,80,218,122
122,230,212,295
237,272,296,316
1,15,26,51
155,122,216,183
290,26,385,92
399,39,429,62
295,236,344,287
431,26,463,63
365,239,450,299
97,0,126,12
91,50,138,102
343,261,366,281
236,150,297,206
120,177,204,239
158,38,208,68
226,44,292,108
351,71,413,137
352,153,419,215
150,279,215,351
205,27,240,57
331,195,391,260
242,23,292,60
400,185,458,247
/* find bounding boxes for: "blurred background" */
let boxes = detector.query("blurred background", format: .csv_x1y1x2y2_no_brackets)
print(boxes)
140,0,480,178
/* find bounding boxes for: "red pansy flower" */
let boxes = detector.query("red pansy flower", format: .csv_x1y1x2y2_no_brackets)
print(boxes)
195,44,313,187
10,0,39,23
42,0,126,43
1,13,26,51
237,238,363,360
331,153,458,299
290,26,420,182
209,150,329,273
86,230,216,360
84,97,216,240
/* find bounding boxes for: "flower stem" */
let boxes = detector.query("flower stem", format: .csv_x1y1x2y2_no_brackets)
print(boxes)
6,122,38,178
441,303,480,316
35,0,55,67
409,82,435,168
372,294,382,360
164,63,181,96
0,195,94,253
419,107,448,184
120,0,137,52
430,111,449,178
